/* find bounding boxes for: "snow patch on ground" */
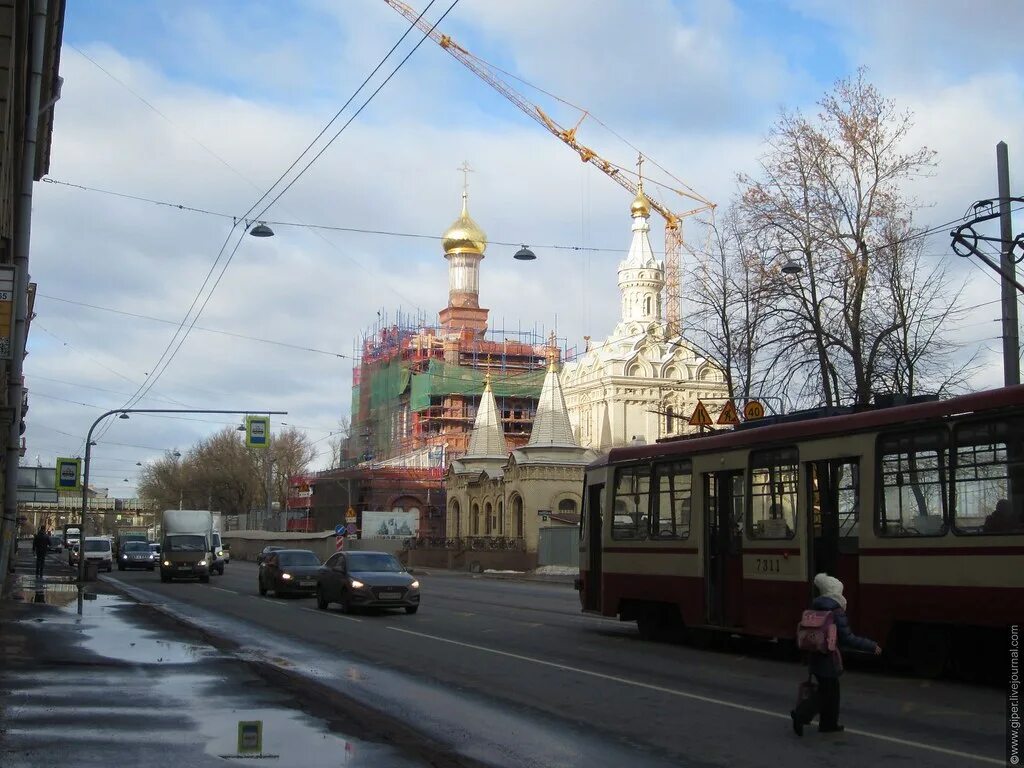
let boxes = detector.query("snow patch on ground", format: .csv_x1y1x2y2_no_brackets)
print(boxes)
484,569,525,574
532,565,578,576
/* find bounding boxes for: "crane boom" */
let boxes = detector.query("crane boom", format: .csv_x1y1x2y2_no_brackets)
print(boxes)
384,0,714,333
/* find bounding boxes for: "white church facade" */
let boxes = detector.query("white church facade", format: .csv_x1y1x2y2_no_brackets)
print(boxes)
561,184,729,449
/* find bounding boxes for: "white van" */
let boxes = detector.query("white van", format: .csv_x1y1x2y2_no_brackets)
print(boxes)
77,537,113,572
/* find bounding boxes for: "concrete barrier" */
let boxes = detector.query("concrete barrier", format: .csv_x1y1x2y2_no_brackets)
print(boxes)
223,531,406,563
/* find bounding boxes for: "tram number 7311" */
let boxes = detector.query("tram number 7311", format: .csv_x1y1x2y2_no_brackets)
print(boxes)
754,557,781,574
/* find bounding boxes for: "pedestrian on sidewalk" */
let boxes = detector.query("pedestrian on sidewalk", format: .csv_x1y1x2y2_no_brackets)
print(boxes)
791,573,881,736
32,526,50,579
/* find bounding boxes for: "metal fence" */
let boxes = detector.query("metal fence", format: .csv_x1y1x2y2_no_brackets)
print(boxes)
537,527,579,567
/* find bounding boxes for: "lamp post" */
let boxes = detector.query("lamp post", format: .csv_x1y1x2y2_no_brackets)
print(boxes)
76,407,286,615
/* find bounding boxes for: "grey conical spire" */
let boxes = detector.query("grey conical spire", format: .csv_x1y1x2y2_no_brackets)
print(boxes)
466,379,507,457
527,364,577,448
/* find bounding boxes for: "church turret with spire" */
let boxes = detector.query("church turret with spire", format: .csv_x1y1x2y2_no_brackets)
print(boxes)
560,157,729,449
438,165,489,336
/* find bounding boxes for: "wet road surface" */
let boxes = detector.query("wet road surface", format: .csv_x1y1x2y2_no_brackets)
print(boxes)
97,559,1005,767
0,552,430,767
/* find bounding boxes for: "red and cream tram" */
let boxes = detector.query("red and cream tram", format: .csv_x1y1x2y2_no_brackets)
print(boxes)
578,386,1024,675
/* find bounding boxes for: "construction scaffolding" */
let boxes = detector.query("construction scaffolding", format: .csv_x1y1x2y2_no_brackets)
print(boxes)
351,310,566,465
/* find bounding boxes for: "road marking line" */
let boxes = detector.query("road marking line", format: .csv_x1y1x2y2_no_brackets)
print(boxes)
386,627,1001,766
210,587,236,595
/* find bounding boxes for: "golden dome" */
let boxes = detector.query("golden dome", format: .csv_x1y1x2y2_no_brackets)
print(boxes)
630,187,651,218
442,192,487,255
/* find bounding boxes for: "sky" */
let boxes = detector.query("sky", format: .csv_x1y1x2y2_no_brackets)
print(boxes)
25,0,1024,496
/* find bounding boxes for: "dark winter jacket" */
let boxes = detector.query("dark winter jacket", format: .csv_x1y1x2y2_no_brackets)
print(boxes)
807,595,878,678
32,531,50,558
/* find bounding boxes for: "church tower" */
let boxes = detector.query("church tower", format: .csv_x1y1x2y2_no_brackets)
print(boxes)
438,188,489,336
615,180,665,333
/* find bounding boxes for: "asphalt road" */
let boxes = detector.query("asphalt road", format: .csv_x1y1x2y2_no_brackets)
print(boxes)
103,561,1007,768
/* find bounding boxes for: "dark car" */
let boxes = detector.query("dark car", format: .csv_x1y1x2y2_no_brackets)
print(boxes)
118,540,156,571
258,549,321,597
255,545,283,565
316,551,420,614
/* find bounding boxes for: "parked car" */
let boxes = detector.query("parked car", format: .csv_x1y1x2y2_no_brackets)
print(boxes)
255,545,283,565
118,540,156,571
258,549,321,597
74,537,113,573
316,551,420,614
47,532,64,553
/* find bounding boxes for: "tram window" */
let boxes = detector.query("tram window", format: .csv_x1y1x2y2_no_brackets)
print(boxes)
952,420,1024,535
878,430,947,537
612,466,651,540
653,461,692,539
809,460,860,538
748,448,798,539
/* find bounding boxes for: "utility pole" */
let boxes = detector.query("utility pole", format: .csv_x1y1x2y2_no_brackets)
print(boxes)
998,142,1019,386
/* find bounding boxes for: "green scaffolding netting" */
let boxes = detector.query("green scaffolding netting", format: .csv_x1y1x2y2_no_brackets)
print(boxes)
410,358,545,411
368,359,412,411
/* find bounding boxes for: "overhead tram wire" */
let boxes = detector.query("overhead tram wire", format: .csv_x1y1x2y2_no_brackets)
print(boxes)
100,1,452,430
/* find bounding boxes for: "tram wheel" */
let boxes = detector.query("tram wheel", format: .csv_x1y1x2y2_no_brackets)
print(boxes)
910,624,950,678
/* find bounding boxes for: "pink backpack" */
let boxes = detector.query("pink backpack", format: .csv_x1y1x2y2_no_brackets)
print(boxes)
796,609,837,654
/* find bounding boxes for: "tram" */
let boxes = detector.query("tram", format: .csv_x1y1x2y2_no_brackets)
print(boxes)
577,386,1024,675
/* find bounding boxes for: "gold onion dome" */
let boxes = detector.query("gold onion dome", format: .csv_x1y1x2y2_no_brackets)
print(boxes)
442,192,487,255
631,187,651,218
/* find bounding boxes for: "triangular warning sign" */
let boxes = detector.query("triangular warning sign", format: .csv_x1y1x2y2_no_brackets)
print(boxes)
688,401,713,427
717,400,740,426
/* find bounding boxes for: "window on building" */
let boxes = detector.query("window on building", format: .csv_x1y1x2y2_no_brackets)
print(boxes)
878,430,947,537
653,461,691,538
498,500,504,535
485,502,493,535
612,465,650,539
558,499,577,518
665,406,674,434
450,500,461,537
952,419,1024,535
512,495,524,537
471,502,480,535
748,448,798,539
644,296,652,315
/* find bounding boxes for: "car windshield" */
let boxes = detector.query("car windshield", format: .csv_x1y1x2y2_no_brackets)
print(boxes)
347,553,403,573
84,540,110,552
167,535,207,552
212,533,221,545
149,544,160,553
124,542,149,552
278,551,320,566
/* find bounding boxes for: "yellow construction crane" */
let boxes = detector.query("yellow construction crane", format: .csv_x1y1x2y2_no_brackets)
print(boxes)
384,0,715,333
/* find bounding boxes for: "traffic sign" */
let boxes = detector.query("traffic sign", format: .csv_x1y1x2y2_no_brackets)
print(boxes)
245,415,270,448
743,400,766,420
335,524,346,536
237,721,262,754
346,522,357,534
55,457,81,492
717,400,740,425
0,265,14,360
688,401,713,428
345,507,357,522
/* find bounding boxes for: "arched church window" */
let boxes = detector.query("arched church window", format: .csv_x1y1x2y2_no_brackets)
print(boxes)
644,296,652,315
472,503,480,535
485,502,493,535
450,500,461,537
666,406,674,433
558,499,577,516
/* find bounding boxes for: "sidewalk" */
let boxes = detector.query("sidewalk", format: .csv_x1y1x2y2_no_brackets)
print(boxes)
0,550,423,768
410,565,577,585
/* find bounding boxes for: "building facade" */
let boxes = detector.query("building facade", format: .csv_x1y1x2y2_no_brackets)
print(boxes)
561,184,729,449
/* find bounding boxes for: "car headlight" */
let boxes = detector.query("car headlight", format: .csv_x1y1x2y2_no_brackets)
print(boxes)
410,580,420,589
216,550,225,557
198,560,208,567
350,579,365,589
122,554,128,560
281,573,293,580
163,560,171,567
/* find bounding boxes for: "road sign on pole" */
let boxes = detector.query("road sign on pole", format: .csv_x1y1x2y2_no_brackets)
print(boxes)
335,523,346,536
688,401,713,428
743,400,766,421
245,415,270,448
237,721,262,754
55,457,81,492
717,400,740,426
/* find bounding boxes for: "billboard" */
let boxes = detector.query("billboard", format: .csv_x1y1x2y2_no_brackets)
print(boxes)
362,510,419,539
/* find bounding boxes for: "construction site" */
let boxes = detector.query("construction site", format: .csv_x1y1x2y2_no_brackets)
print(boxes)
351,310,567,466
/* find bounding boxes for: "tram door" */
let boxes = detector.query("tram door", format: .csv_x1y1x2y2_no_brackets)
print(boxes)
583,483,604,612
704,471,744,627
806,459,860,624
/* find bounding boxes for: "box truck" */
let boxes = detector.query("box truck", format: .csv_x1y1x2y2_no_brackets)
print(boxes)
160,509,213,583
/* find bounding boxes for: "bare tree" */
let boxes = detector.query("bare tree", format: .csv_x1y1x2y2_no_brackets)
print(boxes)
326,416,351,469
738,68,953,407
269,427,318,511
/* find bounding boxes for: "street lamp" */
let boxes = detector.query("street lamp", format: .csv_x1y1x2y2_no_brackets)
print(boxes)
248,221,275,238
781,257,803,276
513,245,536,261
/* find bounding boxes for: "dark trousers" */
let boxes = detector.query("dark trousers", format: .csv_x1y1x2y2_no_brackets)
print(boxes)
34,554,45,578
794,674,841,729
